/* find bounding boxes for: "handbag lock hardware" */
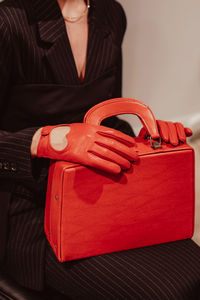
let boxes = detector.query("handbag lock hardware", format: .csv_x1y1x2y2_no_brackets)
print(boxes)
149,136,162,149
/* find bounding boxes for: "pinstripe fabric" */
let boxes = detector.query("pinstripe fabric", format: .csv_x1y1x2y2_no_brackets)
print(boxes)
6,189,45,290
45,239,200,300
0,0,129,291
0,128,49,187
0,0,126,185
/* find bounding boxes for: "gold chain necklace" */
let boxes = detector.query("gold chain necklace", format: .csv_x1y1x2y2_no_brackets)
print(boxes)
63,0,90,23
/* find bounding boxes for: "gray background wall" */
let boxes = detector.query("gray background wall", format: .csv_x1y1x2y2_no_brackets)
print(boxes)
119,0,200,133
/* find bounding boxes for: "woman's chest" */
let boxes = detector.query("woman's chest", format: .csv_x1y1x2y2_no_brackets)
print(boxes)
12,19,121,86
65,18,89,82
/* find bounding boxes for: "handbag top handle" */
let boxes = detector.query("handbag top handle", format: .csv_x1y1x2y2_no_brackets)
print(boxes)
84,98,160,139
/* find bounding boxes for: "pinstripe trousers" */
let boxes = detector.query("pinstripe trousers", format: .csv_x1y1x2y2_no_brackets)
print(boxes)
45,239,200,300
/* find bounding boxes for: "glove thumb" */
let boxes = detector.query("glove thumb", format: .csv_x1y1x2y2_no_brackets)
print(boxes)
185,128,193,137
138,127,148,138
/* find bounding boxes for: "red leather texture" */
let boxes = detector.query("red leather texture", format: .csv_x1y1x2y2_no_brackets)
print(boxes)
45,98,195,262
84,98,160,139
37,123,138,174
139,120,193,146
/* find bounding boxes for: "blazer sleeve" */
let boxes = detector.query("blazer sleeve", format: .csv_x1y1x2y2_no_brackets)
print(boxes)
113,49,123,98
0,15,49,191
110,0,127,98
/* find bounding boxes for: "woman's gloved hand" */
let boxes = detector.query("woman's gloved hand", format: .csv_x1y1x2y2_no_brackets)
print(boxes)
36,123,138,174
139,120,193,146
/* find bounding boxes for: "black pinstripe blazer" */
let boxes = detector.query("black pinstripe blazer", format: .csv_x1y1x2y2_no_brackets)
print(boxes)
0,0,127,290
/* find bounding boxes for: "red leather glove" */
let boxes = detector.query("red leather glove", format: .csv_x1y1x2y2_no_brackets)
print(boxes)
139,120,193,146
37,123,138,174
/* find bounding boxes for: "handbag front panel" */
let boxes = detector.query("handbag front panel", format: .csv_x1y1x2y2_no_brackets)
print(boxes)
46,146,194,262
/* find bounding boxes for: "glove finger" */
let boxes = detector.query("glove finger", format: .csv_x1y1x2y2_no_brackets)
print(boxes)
89,143,132,170
157,120,169,142
87,152,121,174
97,126,135,147
95,138,138,162
167,122,179,146
138,127,148,138
185,127,193,137
175,122,186,143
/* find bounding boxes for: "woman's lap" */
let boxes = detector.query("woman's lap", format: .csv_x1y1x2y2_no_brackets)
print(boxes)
45,239,200,300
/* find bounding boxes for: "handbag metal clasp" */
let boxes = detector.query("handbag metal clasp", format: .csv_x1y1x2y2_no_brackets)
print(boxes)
149,136,162,149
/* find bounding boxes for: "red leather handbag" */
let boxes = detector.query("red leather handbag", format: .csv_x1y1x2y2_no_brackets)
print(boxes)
44,98,195,262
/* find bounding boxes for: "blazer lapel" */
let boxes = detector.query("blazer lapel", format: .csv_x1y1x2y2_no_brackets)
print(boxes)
32,0,79,84
32,0,114,84
85,0,113,82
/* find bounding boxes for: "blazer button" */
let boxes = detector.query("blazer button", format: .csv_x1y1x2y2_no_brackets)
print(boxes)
3,162,10,171
11,162,17,172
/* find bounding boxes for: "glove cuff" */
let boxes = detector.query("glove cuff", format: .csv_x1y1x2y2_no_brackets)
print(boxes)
37,124,70,158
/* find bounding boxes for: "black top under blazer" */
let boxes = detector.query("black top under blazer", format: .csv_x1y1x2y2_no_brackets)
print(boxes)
0,0,129,290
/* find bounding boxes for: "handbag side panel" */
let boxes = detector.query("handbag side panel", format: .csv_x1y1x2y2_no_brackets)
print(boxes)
44,161,55,245
44,161,77,259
